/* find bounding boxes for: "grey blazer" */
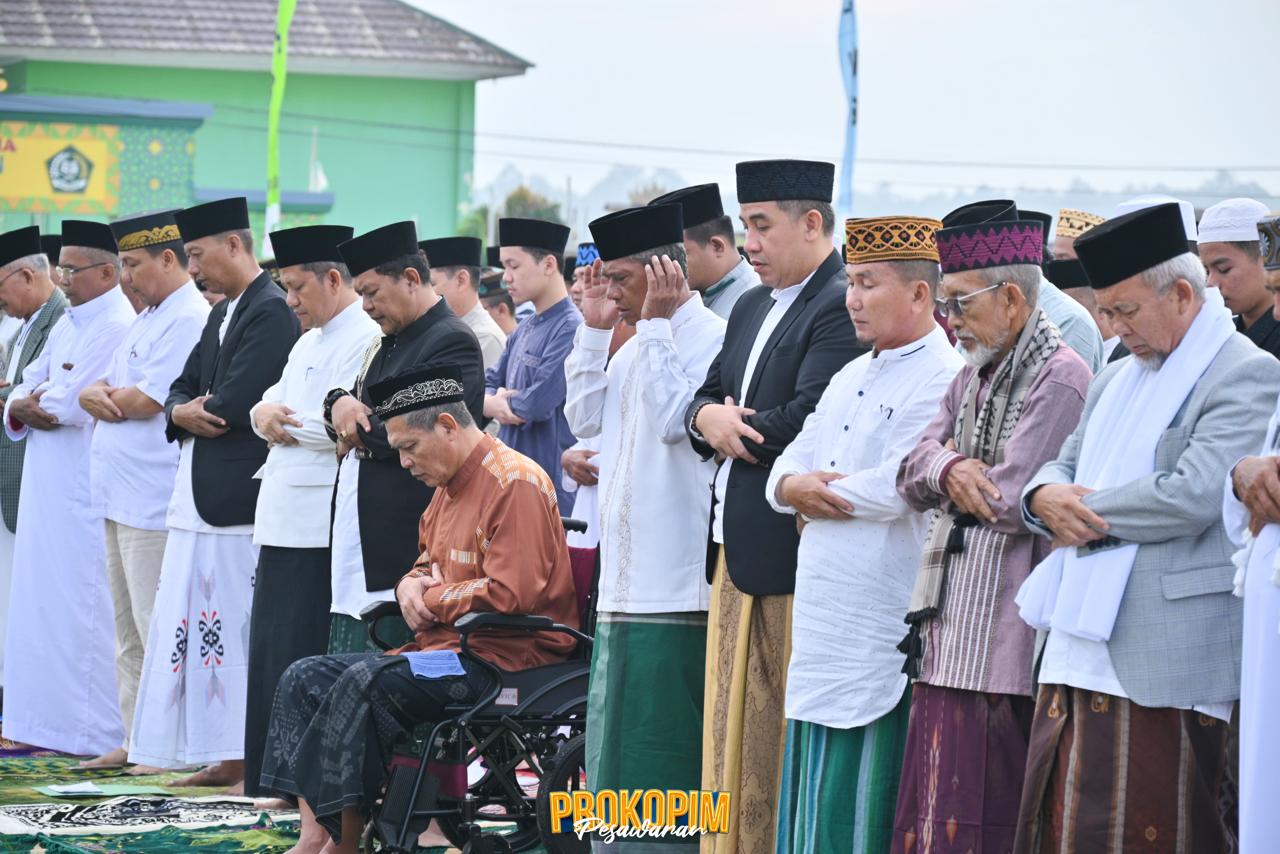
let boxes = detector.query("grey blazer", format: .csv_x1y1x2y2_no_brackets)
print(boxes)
1023,333,1280,707
0,289,68,533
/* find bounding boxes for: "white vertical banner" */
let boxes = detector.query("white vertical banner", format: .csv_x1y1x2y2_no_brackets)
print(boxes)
838,0,859,221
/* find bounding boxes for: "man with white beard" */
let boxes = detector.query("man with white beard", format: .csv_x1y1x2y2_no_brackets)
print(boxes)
892,211,1091,853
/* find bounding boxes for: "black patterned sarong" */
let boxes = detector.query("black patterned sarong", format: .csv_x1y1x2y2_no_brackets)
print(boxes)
258,652,491,843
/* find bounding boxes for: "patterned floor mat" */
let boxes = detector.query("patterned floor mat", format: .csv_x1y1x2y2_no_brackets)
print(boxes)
0,815,299,852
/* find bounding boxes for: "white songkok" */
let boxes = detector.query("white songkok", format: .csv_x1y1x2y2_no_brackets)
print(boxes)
1197,197,1271,244
1114,194,1198,243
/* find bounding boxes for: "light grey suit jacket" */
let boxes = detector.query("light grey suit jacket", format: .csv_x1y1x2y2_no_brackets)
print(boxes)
1023,333,1280,707
0,289,67,533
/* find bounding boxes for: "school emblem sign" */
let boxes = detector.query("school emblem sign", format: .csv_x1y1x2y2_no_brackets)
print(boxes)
0,122,121,214
47,145,93,193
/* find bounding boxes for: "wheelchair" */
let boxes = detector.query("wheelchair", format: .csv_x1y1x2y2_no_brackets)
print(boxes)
358,517,599,854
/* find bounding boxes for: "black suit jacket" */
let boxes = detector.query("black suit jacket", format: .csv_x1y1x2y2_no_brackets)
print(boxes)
165,271,300,527
342,300,485,591
685,249,866,596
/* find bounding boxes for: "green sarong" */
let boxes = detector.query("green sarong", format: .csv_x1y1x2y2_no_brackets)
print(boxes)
775,689,912,854
584,612,707,850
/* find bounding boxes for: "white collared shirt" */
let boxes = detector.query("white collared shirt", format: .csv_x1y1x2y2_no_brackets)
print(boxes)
766,324,963,727
460,300,507,370
712,272,812,543
250,299,380,548
89,281,210,530
564,294,726,612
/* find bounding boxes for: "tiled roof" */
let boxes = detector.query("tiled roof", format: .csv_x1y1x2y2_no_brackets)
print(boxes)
0,0,529,79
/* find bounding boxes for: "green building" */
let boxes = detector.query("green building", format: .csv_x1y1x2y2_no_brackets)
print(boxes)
0,0,527,247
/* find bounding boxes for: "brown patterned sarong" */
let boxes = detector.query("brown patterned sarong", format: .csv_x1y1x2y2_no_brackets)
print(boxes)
892,682,1034,854
1013,685,1236,854
701,551,792,854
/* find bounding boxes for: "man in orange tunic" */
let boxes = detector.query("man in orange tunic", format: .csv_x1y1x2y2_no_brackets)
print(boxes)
257,365,578,854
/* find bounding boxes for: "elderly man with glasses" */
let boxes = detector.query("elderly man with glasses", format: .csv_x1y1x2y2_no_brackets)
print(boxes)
0,226,65,716
891,211,1092,854
2,220,136,757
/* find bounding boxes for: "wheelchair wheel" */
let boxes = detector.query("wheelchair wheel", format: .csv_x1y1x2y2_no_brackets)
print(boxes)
535,732,589,854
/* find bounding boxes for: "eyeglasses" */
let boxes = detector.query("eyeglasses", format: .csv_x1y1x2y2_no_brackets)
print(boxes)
55,261,112,280
933,281,1009,318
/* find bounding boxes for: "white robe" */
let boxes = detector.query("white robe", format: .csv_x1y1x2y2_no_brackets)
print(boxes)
128,297,260,767
1224,399,1280,854
1,287,135,754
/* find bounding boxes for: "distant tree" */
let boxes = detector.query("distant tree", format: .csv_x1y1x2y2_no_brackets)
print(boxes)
628,181,668,206
503,186,561,222
457,204,490,241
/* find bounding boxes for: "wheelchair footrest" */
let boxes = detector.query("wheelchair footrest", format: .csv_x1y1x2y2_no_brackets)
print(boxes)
377,763,442,845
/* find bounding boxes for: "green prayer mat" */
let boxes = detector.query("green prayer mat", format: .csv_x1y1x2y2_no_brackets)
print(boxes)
0,757,223,807
0,816,301,853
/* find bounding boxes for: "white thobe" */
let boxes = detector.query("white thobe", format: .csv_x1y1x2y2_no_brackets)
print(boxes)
565,294,726,613
250,300,379,548
460,300,508,370
1224,399,1280,854
0,305,45,686
329,451,393,619
90,282,210,530
711,275,810,543
766,325,963,728
562,435,602,549
1,287,135,754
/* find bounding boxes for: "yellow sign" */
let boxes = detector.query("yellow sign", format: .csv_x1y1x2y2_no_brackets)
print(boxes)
546,789,730,842
0,122,121,215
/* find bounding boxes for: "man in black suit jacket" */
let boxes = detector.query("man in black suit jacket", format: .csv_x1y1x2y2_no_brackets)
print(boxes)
323,222,484,650
138,197,299,789
684,159,866,853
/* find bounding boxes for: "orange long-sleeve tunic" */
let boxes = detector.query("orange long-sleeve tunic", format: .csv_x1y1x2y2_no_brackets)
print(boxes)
395,434,579,671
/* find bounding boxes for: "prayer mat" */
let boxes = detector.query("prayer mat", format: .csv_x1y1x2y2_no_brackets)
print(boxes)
701,553,792,854
585,612,706,851
327,611,413,654
14,818,300,852
0,796,295,836
776,689,912,854
1013,685,1236,854
892,682,1034,854
0,756,221,808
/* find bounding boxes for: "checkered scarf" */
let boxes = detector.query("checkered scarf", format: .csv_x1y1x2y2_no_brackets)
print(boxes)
899,308,1061,677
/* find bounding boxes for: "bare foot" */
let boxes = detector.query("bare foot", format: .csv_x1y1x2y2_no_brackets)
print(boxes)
77,747,128,769
417,819,453,849
126,764,170,776
170,759,244,788
254,797,294,810
224,780,244,797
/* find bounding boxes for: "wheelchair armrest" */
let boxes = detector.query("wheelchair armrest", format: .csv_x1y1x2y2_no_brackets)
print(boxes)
455,612,554,633
360,600,402,622
360,600,409,651
561,517,588,534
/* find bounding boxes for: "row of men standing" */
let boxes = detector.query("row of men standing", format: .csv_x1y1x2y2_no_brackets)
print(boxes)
554,170,1280,854
3,168,1280,854
0,199,585,789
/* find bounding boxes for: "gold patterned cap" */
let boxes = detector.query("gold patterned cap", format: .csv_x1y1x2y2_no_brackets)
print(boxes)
844,216,943,265
110,209,183,251
1259,214,1280,271
1055,208,1106,241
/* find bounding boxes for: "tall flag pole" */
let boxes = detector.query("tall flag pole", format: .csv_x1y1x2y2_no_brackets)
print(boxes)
264,0,298,256
838,0,859,220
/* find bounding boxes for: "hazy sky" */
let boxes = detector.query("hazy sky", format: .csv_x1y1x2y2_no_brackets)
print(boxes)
415,0,1280,203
